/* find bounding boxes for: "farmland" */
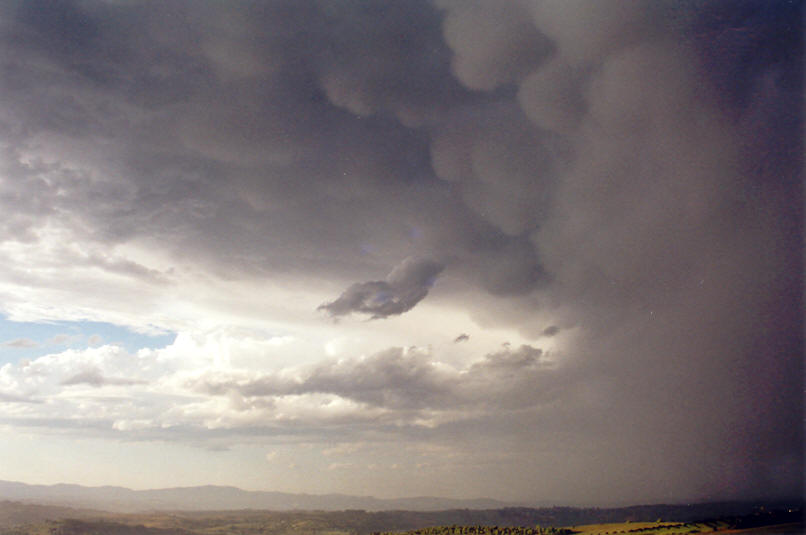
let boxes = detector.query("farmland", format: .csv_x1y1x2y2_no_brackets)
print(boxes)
0,501,801,535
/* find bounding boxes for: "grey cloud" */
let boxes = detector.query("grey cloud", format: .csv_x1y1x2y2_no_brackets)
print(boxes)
517,57,586,134
304,347,451,410
460,345,558,410
0,145,60,243
430,104,554,236
194,374,288,398
0,391,41,404
540,325,560,337
526,0,658,65
61,369,145,387
47,334,72,345
470,345,543,373
313,1,469,126
434,0,801,501
0,1,463,287
473,238,547,296
195,344,556,414
437,0,551,91
319,258,444,319
0,415,119,434
2,338,39,348
191,348,449,411
86,254,169,285
0,0,530,298
526,1,801,500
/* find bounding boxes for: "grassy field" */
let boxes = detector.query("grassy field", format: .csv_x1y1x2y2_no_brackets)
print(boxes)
374,518,805,535
567,520,730,534
562,521,804,535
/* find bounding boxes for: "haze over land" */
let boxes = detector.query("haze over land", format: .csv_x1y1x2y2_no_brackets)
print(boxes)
0,0,802,506
0,479,513,512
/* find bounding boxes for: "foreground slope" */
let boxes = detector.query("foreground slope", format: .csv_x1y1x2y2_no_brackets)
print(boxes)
0,502,801,535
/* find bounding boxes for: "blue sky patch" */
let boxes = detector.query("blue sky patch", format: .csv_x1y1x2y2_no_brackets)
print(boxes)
0,316,175,365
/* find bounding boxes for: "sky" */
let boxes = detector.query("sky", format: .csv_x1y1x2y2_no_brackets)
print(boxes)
0,0,802,506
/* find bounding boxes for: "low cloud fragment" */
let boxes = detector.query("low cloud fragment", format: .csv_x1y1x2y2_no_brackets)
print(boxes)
0,391,40,404
2,338,39,348
318,258,444,319
471,344,543,373
541,325,560,337
47,334,72,345
61,368,145,388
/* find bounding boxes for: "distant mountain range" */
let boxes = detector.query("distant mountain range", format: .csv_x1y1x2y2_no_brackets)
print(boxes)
0,479,515,512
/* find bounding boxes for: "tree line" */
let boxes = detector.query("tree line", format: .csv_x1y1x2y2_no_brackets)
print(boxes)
373,525,573,535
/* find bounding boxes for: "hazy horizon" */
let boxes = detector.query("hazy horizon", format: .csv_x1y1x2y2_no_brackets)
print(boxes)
3,477,803,512
0,0,802,506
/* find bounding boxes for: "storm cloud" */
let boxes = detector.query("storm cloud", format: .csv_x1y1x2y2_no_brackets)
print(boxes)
319,258,444,319
0,0,800,505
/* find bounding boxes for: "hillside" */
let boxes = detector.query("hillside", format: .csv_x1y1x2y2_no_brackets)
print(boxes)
0,481,509,513
0,501,104,528
0,501,801,535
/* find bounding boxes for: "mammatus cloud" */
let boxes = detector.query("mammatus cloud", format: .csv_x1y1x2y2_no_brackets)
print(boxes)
319,258,444,319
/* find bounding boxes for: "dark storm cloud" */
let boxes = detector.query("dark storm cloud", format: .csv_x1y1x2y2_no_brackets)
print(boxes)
522,0,801,501
1,2,437,240
435,0,800,501
0,0,545,293
437,0,552,91
0,0,801,504
319,258,444,318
